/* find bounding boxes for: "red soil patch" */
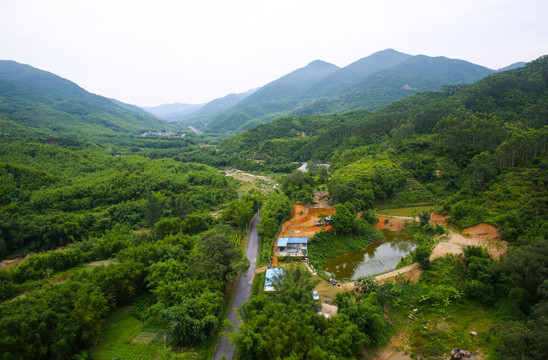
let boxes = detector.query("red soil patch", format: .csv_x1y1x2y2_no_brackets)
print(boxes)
430,212,449,226
463,223,500,241
279,205,335,238
375,216,415,232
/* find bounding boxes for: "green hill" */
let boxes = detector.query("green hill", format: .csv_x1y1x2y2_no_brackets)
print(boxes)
0,60,170,142
206,60,340,133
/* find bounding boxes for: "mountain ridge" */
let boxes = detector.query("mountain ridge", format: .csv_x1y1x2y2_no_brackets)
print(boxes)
201,50,501,132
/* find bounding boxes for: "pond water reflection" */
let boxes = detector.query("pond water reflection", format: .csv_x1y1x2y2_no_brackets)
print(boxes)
323,230,416,280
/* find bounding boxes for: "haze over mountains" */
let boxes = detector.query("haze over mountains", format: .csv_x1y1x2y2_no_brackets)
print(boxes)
144,49,521,134
0,49,526,141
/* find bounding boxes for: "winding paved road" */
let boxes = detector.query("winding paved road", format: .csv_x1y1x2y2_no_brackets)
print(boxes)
213,215,261,360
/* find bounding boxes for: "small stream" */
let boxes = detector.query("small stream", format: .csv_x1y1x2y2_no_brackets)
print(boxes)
323,229,416,280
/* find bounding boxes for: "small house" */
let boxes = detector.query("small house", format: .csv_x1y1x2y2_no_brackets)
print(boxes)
277,237,308,257
264,267,285,291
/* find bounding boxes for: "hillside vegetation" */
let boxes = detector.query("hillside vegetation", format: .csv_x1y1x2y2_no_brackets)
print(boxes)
0,54,546,360
0,60,171,143
193,49,495,134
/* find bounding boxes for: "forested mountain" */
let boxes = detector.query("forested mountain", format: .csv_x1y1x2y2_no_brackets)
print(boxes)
200,50,500,134
205,60,340,133
292,54,494,116
301,48,412,99
0,60,169,141
223,56,545,164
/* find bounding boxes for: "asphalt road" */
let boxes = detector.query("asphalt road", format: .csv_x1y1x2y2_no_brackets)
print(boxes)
213,214,261,360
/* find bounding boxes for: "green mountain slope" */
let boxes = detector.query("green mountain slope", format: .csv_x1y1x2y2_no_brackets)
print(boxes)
302,48,412,99
205,60,340,133
293,54,494,115
204,51,499,134
0,60,169,141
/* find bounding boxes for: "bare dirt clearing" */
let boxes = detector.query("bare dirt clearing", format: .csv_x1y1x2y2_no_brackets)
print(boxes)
223,169,276,196
375,264,423,285
431,223,506,260
223,169,273,183
375,216,414,232
279,205,335,238
321,303,338,317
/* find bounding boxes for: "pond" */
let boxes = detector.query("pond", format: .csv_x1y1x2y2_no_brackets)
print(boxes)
323,230,416,280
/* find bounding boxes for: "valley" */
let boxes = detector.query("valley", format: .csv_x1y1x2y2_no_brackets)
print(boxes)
0,52,547,360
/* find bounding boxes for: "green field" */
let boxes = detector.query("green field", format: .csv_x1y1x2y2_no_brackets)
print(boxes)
379,206,434,217
89,307,165,360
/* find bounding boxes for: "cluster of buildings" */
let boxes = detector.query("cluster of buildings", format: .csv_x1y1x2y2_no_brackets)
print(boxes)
140,131,186,137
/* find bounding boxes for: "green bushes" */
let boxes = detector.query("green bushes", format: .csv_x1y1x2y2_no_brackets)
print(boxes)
412,245,432,270
257,193,292,262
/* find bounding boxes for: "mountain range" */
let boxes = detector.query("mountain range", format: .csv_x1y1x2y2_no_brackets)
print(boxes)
146,49,520,134
0,49,526,140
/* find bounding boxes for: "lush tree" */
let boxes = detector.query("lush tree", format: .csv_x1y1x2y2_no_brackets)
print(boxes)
222,199,254,232
191,232,249,282
331,202,357,235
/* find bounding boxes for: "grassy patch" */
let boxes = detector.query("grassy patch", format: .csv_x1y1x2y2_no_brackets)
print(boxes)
252,271,266,296
89,307,165,360
379,256,499,359
379,206,434,217
401,302,497,359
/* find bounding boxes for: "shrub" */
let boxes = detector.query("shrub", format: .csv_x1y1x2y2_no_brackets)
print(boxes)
413,245,432,270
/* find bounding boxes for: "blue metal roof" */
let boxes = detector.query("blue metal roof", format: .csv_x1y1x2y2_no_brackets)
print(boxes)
264,268,285,287
277,237,308,247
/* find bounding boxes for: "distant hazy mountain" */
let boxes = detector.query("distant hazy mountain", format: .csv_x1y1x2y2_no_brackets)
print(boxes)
497,62,527,72
234,60,340,109
206,60,340,132
201,51,498,133
0,60,168,140
302,54,495,114
302,49,412,99
179,88,257,125
141,102,205,121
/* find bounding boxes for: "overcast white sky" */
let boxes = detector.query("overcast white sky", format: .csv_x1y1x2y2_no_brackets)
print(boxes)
1,0,546,106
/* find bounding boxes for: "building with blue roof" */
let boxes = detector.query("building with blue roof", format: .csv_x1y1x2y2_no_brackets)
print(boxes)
277,237,308,257
264,267,286,291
